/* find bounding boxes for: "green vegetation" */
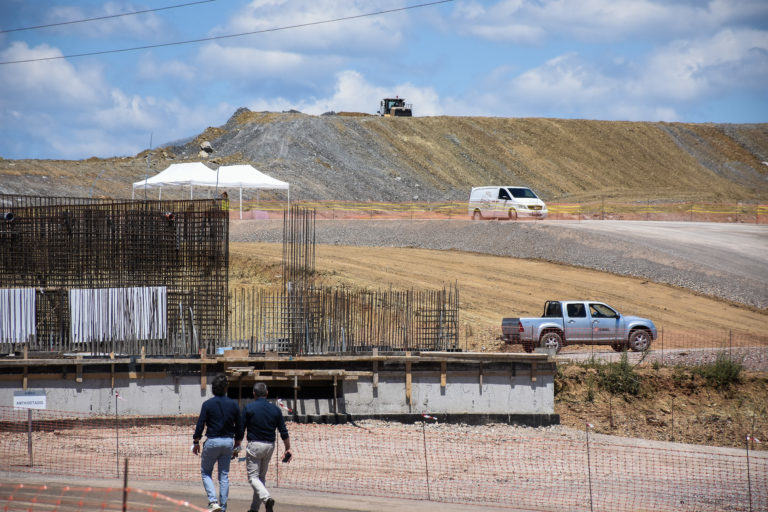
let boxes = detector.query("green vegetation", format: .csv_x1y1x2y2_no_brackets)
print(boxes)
596,353,642,396
691,352,743,389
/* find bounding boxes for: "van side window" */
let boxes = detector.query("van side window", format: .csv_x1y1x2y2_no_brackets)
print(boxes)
498,189,511,200
567,303,586,317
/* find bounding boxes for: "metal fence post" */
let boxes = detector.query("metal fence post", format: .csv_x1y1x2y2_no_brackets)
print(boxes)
586,423,594,512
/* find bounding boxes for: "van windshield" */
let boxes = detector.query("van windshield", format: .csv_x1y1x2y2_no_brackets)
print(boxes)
507,188,537,199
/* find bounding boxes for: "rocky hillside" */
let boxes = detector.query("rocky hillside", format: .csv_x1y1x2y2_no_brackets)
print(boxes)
1,109,766,202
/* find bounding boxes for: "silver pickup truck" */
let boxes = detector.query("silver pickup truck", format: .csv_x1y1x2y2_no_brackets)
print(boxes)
501,301,657,354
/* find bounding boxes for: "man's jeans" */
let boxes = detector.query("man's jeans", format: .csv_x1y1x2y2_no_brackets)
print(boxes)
201,437,234,510
246,440,275,511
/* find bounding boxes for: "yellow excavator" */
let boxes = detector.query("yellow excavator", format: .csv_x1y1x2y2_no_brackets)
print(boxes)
378,97,412,117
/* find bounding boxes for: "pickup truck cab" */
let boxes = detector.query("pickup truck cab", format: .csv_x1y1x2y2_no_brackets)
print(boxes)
501,301,657,354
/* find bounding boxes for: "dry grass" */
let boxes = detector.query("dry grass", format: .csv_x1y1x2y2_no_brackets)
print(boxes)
230,242,768,352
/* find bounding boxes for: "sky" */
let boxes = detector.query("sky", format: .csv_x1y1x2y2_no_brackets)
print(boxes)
1,0,767,160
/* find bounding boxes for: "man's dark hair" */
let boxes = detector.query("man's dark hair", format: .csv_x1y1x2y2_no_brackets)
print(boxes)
253,382,268,397
212,373,229,396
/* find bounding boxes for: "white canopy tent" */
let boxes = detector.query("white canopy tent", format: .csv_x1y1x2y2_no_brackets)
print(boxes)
213,165,290,219
132,162,217,199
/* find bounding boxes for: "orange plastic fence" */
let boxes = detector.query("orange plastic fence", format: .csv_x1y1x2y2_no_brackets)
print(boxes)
0,482,206,512
1,407,766,511
231,200,768,223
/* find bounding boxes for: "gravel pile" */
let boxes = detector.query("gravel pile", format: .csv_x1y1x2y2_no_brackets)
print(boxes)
230,219,768,309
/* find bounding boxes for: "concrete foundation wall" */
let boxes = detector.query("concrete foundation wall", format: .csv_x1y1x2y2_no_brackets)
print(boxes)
343,373,553,415
0,372,554,419
0,353,556,424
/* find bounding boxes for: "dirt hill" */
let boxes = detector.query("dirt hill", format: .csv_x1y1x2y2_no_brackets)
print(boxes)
1,110,766,202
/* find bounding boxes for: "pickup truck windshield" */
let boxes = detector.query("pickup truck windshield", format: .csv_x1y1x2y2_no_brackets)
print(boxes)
508,188,537,199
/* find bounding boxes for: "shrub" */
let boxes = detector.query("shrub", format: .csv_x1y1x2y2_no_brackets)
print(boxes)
692,352,743,389
597,352,641,396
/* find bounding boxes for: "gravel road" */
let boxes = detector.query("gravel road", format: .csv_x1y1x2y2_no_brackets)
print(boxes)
230,219,768,309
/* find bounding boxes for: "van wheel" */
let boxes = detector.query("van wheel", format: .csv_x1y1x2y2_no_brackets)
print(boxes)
629,329,652,352
508,209,518,220
540,331,562,353
472,210,482,220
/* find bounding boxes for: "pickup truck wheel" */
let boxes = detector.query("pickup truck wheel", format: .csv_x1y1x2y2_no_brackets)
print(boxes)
508,209,518,220
540,331,563,354
628,329,652,352
472,210,482,220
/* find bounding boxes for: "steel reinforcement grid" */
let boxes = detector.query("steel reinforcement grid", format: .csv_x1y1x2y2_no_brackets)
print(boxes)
0,195,228,356
0,407,765,512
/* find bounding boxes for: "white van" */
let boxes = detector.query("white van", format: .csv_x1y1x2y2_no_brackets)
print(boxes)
468,186,548,220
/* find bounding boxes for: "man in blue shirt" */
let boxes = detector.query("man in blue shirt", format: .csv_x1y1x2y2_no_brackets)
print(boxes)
193,373,243,512
238,382,292,512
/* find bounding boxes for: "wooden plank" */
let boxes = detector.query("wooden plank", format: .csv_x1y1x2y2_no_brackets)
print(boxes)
200,348,207,391
140,346,146,380
440,361,447,389
405,350,412,405
22,345,28,390
110,352,115,389
372,347,378,389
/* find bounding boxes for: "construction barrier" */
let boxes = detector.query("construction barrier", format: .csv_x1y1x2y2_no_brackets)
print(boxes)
231,200,768,223
1,407,765,511
0,482,206,511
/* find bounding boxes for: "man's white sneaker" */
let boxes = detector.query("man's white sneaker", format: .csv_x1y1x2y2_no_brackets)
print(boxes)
208,502,222,512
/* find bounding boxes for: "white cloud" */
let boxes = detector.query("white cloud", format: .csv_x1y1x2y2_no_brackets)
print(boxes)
451,0,768,44
138,56,197,82
0,42,106,107
0,41,237,159
216,0,407,53
243,70,442,117
638,28,768,100
197,43,308,78
454,24,768,122
45,2,167,39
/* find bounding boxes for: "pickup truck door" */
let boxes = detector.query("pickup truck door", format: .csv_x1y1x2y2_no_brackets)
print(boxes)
563,302,591,342
588,303,621,342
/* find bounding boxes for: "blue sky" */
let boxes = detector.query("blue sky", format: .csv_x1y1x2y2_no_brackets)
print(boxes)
1,0,767,160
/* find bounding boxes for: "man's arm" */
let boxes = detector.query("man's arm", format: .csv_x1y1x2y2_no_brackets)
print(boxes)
192,403,208,455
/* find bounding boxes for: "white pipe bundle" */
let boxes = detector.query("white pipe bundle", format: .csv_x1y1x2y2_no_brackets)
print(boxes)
0,288,36,343
69,287,167,343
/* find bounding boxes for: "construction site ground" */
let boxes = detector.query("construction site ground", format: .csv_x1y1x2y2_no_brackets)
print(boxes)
230,218,768,450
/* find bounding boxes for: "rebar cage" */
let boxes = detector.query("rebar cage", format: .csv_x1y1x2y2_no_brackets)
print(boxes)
0,194,228,356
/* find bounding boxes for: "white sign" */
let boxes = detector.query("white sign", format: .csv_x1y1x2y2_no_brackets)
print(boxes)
13,390,46,410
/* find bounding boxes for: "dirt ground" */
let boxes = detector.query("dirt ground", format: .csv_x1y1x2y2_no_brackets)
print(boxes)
230,242,768,352
229,242,768,449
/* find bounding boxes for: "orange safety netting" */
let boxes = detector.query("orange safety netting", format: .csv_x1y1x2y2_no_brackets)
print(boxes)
0,483,206,512
1,407,766,511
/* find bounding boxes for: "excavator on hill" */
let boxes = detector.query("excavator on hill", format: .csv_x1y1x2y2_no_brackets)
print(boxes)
378,97,412,117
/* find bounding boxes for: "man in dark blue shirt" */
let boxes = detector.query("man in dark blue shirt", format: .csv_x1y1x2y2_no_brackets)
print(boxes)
238,382,292,512
193,373,243,512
